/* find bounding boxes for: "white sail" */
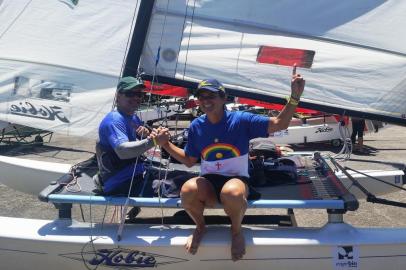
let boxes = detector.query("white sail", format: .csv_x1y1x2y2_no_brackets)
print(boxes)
0,0,140,138
139,0,406,123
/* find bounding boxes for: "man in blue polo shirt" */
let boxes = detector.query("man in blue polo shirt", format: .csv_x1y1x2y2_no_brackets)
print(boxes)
162,65,305,261
96,76,170,198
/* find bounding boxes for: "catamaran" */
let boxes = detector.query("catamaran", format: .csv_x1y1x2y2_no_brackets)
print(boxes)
1,1,406,270
2,151,406,270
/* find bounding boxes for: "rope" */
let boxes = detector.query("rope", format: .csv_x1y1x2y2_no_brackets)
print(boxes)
333,115,352,160
174,0,193,74
181,0,197,80
65,172,82,193
144,0,170,109
148,0,173,230
155,148,167,228
111,0,141,111
80,192,108,270
116,143,145,241
64,156,99,193
345,167,406,192
114,0,148,241
236,32,245,73
0,0,33,39
117,0,175,241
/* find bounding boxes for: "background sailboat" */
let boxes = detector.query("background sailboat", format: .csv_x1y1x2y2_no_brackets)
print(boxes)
1,1,406,270
134,0,406,125
0,0,179,139
0,0,404,196
0,0,185,193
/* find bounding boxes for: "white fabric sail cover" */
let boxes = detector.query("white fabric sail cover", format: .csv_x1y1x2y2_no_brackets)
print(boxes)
0,0,139,138
140,0,406,122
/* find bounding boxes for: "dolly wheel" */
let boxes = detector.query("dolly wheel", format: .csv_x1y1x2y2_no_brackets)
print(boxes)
34,135,44,144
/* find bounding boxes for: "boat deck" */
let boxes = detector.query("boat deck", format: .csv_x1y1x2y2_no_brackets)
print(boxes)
39,154,359,216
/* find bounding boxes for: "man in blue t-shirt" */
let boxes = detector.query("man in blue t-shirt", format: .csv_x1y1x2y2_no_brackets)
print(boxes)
162,65,305,261
96,76,170,197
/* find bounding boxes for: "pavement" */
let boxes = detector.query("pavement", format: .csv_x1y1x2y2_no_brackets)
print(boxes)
1,123,406,228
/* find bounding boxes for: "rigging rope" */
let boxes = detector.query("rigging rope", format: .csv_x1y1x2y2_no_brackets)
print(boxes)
333,114,352,160
236,32,245,74
147,0,172,231
174,0,192,75
0,0,34,39
116,0,175,241
110,0,142,111
181,0,197,80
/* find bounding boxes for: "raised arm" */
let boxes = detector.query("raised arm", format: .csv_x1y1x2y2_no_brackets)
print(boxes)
268,64,305,133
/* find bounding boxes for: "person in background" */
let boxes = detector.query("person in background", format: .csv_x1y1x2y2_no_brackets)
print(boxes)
372,120,383,133
95,76,170,218
351,117,366,153
161,65,305,261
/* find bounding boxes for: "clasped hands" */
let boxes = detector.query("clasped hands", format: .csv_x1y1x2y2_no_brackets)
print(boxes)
135,125,170,146
148,126,170,146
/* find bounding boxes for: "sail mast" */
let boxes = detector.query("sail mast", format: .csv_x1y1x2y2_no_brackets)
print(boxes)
123,0,156,77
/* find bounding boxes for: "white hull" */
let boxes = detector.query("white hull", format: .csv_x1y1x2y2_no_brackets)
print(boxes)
231,111,346,146
0,120,11,130
1,216,406,270
137,104,179,124
269,123,343,145
243,115,381,146
0,155,71,195
335,170,405,199
0,155,404,197
268,116,388,146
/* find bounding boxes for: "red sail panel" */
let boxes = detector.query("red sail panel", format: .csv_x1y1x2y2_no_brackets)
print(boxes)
144,81,188,98
256,46,315,68
237,97,320,114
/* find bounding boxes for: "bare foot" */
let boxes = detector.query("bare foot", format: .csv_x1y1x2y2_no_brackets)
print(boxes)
231,232,245,261
185,227,206,255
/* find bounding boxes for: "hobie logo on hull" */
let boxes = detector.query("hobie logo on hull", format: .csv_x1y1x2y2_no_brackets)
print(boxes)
315,126,333,133
88,249,155,267
10,102,70,123
60,248,188,268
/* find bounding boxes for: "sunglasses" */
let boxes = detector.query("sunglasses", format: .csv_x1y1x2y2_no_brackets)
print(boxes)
122,91,144,98
197,93,218,100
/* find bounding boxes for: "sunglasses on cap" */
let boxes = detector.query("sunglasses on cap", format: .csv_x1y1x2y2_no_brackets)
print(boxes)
121,91,144,98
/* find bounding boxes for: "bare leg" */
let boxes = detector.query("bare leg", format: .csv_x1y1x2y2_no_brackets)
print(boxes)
358,137,364,152
220,178,248,261
180,177,217,255
358,137,364,147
